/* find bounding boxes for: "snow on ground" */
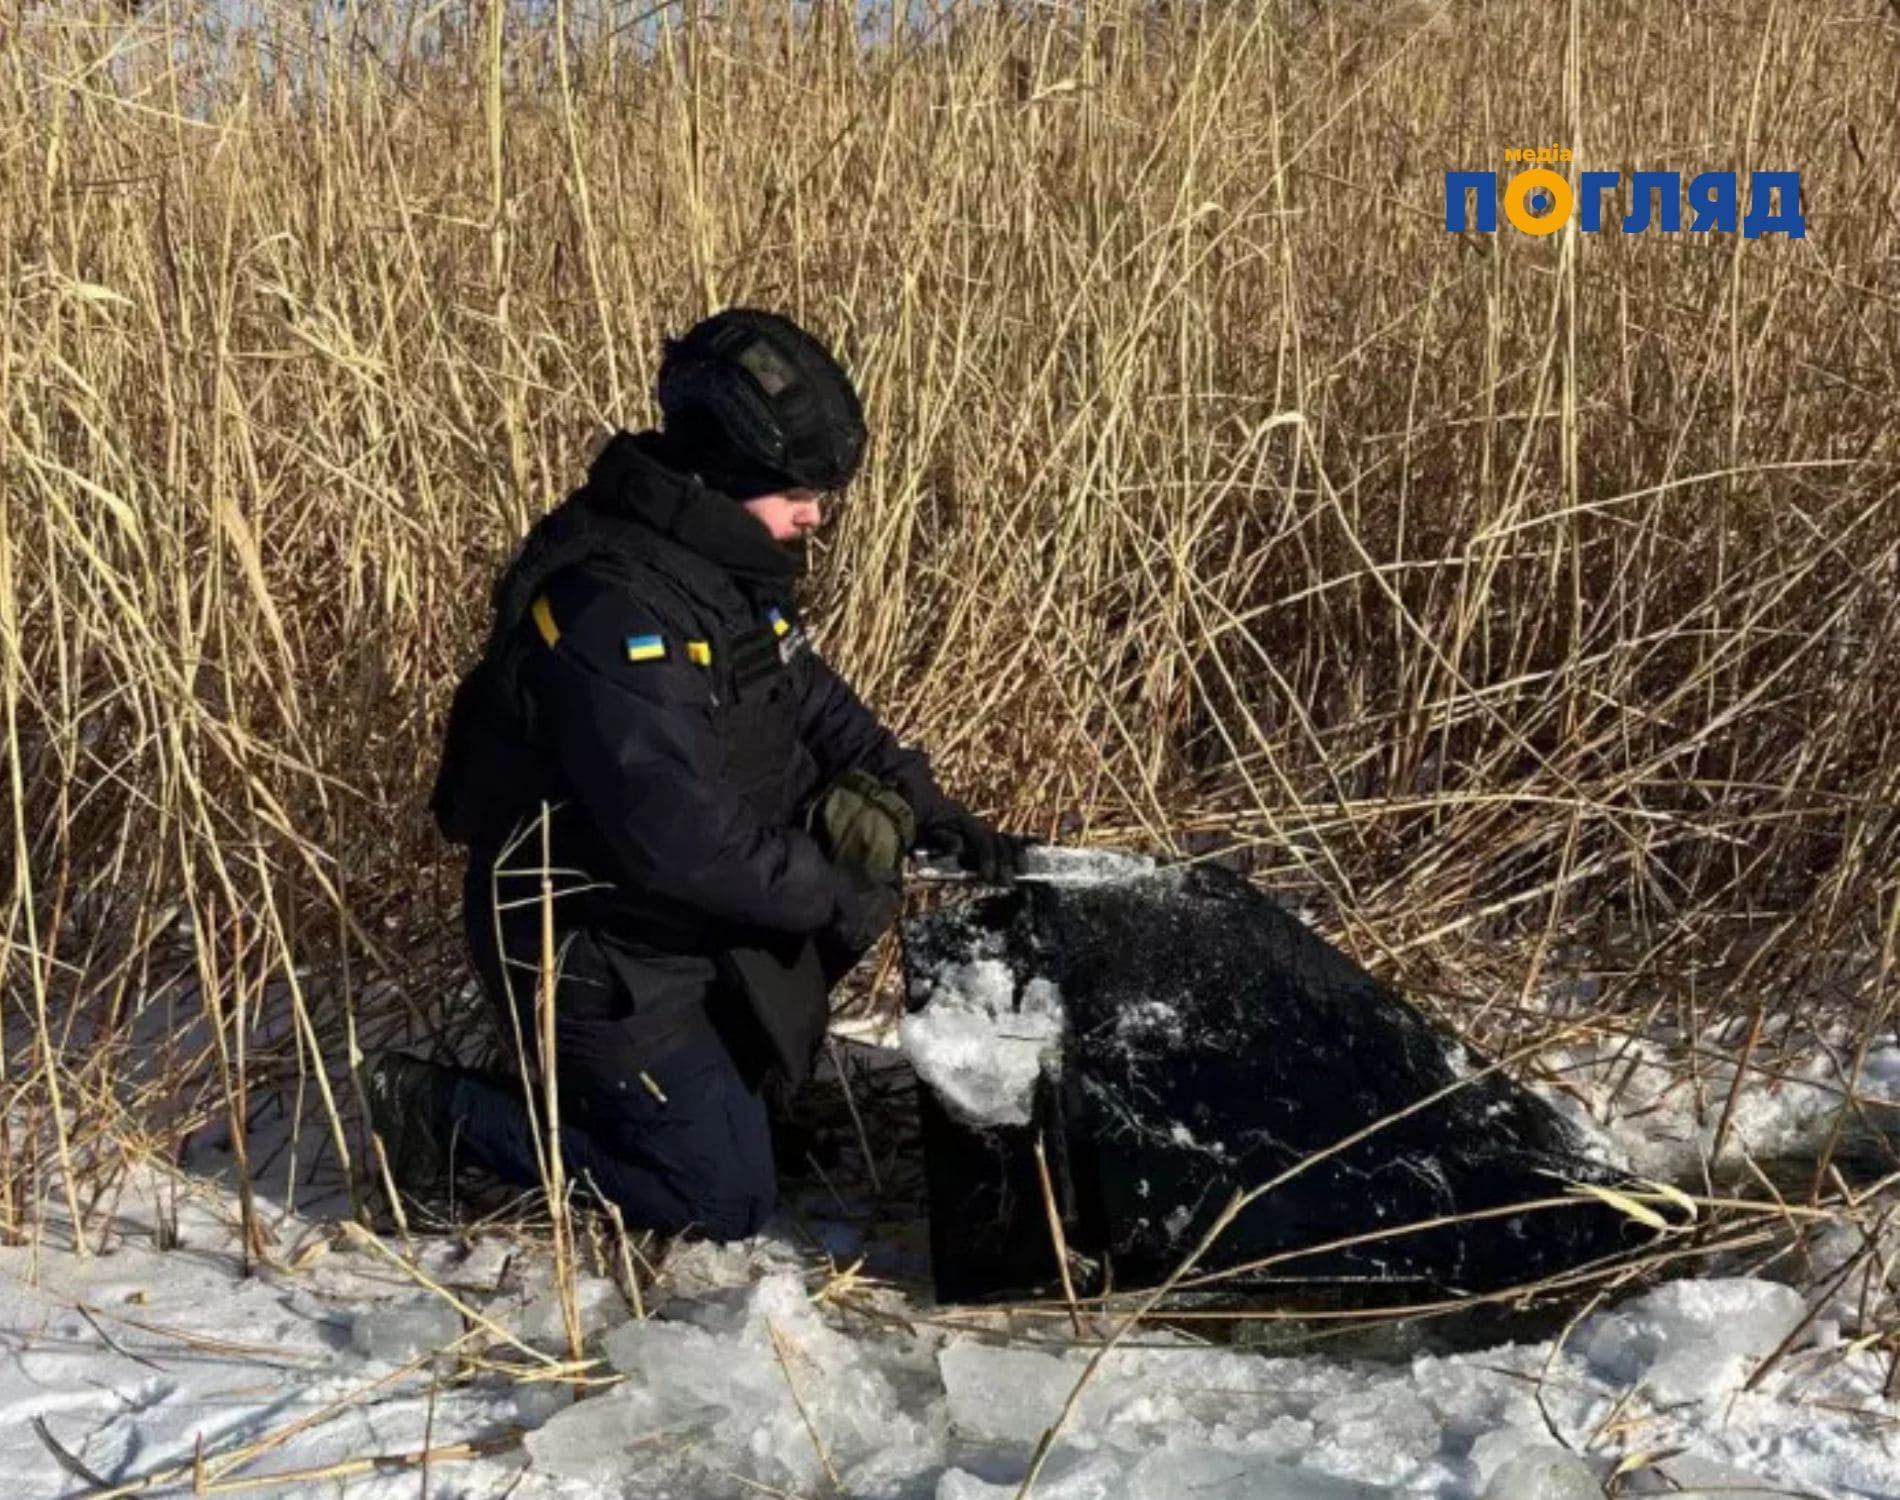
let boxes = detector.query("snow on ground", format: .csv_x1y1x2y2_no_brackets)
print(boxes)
0,1182,534,1497
5,1155,1899,1500
8,850,1898,1497
1536,1029,1900,1184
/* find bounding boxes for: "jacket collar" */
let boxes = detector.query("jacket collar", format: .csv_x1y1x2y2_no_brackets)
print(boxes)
585,429,804,590
489,430,800,637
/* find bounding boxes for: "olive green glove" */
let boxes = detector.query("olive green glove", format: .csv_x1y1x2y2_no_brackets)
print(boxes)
808,769,917,883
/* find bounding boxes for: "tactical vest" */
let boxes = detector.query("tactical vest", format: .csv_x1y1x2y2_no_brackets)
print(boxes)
433,499,815,850
431,456,831,1085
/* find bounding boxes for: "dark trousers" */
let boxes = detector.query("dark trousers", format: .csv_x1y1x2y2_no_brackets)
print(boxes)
447,1035,776,1241
453,856,779,1241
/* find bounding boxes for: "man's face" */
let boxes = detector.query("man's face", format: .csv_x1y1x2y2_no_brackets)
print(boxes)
740,489,825,543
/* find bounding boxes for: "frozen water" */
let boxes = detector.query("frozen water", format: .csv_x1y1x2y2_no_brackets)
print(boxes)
1580,1278,1807,1404
1481,1447,1601,1500
1795,1217,1900,1333
936,1453,1123,1500
648,1230,810,1299
348,1296,462,1361
1538,1032,1900,1181
515,1273,627,1345
510,1378,576,1426
521,1385,676,1486
586,1271,945,1497
940,1339,1076,1444
936,1448,1387,1499
900,960,1064,1127
12,1155,1900,1500
1127,1448,1388,1497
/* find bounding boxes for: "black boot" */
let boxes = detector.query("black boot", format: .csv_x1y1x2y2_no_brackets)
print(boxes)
363,1052,462,1207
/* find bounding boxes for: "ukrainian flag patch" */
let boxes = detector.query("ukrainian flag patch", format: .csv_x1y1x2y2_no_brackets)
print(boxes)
768,607,791,638
624,633,667,663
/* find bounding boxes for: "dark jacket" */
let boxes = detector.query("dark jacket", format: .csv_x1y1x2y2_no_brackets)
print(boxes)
434,430,951,1081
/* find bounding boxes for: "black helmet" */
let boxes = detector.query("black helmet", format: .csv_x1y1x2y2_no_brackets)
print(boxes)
656,308,866,498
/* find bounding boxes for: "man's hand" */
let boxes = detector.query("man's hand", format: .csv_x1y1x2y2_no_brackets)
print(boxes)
830,866,903,953
809,769,915,882
916,801,1030,883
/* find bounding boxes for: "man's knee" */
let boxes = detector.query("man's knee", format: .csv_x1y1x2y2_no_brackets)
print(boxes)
677,1098,777,1241
579,1038,777,1241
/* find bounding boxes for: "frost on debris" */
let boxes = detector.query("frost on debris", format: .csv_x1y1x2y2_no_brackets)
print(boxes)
1016,844,1158,886
349,1297,461,1361
526,1271,944,1497
900,959,1064,1128
1580,1278,1807,1404
1480,1447,1601,1500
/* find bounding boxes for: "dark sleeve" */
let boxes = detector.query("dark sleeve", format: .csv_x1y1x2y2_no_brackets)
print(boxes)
526,584,848,936
793,647,956,828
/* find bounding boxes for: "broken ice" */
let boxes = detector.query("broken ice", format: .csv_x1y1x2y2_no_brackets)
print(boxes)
900,961,1063,1128
349,1297,462,1361
515,1273,627,1346
1580,1278,1807,1404
1480,1447,1601,1500
528,1272,945,1497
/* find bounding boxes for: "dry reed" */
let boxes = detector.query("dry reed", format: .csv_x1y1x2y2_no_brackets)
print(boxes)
0,0,1894,1350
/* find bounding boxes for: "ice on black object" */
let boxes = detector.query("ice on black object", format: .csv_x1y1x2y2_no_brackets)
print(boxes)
901,860,1644,1305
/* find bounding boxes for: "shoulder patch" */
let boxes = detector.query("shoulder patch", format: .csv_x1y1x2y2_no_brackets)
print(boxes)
624,633,667,663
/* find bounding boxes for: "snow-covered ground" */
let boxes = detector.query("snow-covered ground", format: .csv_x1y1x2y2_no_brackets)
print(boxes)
6,1035,1897,1500
6,849,1896,1498
1541,1030,1900,1187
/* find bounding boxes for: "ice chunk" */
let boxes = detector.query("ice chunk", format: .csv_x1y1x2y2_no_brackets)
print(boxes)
938,1336,1324,1458
1581,1279,1807,1404
1646,1453,1781,1495
1306,1382,1443,1487
512,1379,576,1427
1799,1218,1900,1332
522,1385,708,1486
937,1450,1385,1500
651,1231,808,1299
939,1340,1077,1444
936,1454,1123,1500
596,1271,943,1496
900,962,1064,1127
516,1274,627,1346
1131,1448,1388,1497
1480,1447,1600,1500
349,1297,461,1361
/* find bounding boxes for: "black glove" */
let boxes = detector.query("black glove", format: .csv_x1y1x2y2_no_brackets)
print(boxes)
916,801,1030,883
830,866,903,953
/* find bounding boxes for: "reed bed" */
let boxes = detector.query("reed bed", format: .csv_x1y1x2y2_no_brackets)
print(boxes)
0,0,1895,1309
